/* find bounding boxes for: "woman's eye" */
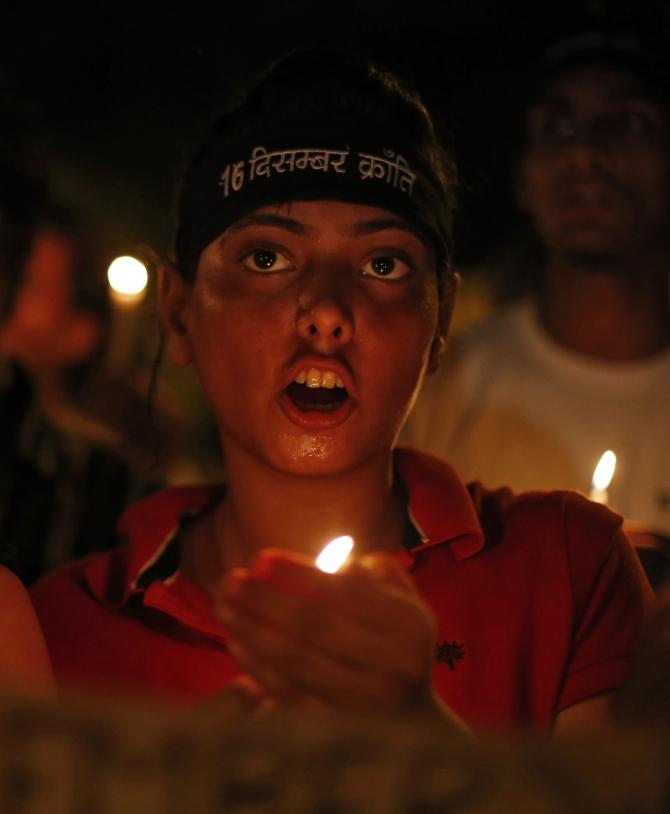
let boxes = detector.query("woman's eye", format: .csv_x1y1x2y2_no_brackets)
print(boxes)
241,249,292,273
360,255,410,280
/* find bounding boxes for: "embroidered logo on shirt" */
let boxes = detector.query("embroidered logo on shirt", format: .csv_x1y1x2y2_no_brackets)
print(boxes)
435,640,465,670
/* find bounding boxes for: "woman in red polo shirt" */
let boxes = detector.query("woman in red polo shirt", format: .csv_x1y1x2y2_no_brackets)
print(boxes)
31,50,652,733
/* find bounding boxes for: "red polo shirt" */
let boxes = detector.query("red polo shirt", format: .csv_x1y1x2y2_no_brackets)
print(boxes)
30,448,651,730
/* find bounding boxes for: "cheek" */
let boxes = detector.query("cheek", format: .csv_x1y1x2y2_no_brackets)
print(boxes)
618,152,670,205
188,298,279,401
367,300,438,389
519,157,553,208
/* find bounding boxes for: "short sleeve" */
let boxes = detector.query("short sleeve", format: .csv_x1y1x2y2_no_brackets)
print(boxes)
557,515,655,713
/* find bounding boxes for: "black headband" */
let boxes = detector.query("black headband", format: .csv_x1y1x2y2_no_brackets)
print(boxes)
176,129,453,274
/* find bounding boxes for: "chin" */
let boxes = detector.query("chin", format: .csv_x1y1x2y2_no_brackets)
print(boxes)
554,226,622,259
270,432,384,478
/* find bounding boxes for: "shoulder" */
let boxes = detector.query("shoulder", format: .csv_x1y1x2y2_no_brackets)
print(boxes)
487,485,621,532
470,483,651,604
470,483,626,567
29,551,136,682
475,482,622,541
30,558,96,616
469,483,652,645
31,484,221,615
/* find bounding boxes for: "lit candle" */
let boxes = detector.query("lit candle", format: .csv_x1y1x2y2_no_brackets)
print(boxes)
590,450,617,505
107,255,149,301
105,255,149,375
315,535,354,573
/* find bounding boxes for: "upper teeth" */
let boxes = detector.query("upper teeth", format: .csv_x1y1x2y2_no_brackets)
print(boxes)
294,368,345,389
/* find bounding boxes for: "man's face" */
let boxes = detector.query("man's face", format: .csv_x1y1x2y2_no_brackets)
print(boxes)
517,65,670,261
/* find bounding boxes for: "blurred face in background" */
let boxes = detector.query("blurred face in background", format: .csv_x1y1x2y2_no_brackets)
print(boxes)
517,64,670,263
0,229,100,376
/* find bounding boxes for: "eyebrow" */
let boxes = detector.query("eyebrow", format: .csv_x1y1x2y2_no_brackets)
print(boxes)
223,211,429,253
344,217,424,240
225,212,426,244
226,213,317,236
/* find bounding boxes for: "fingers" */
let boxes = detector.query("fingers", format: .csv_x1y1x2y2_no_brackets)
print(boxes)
217,550,437,713
222,601,426,713
242,551,430,634
221,568,434,674
225,637,301,706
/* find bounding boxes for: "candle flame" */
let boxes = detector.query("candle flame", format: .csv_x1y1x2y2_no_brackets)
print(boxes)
592,450,617,491
107,256,148,298
315,535,354,574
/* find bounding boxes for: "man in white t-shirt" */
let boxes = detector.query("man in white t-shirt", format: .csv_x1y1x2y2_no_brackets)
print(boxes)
403,27,670,548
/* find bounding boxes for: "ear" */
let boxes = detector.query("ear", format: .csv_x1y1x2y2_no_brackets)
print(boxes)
158,263,193,367
427,274,458,374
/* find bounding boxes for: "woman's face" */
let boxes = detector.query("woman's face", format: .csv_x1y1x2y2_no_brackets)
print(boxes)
162,200,450,476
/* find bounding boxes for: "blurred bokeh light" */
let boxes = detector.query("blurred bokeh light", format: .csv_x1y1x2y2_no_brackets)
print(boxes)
107,256,148,299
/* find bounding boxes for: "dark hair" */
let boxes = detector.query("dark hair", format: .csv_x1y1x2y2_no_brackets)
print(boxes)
172,49,457,288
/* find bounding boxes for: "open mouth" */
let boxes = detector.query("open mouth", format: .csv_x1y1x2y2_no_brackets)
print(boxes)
285,380,349,412
284,367,350,413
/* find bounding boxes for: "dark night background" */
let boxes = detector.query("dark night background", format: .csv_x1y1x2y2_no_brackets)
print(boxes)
1,1,666,273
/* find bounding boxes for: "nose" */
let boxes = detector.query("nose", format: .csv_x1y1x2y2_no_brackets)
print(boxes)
558,143,603,178
295,275,354,352
558,124,611,174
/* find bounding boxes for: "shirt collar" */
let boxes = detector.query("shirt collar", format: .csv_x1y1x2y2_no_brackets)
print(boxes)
84,485,220,607
85,447,484,607
394,447,485,559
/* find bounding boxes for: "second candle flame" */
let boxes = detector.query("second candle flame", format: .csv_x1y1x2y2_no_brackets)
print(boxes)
590,450,617,504
592,450,617,491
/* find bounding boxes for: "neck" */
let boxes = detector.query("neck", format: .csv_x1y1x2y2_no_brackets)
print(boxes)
198,445,405,583
540,252,670,360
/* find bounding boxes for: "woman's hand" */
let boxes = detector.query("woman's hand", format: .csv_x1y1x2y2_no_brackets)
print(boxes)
216,548,440,717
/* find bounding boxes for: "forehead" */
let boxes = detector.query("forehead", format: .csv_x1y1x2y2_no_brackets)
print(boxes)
532,64,666,111
224,199,428,241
